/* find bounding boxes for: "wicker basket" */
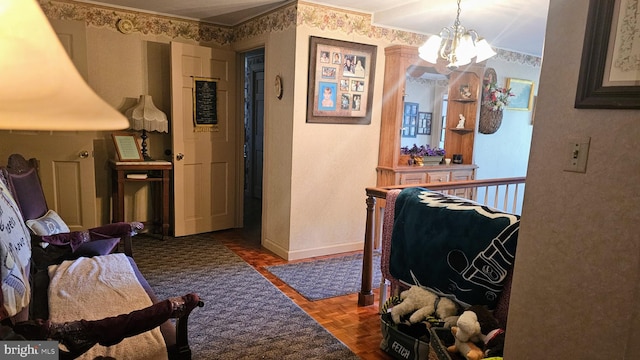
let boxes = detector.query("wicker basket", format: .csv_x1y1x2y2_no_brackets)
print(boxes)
479,106,503,134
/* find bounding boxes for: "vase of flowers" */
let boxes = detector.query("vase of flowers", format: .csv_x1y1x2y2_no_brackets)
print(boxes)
401,144,445,166
482,83,514,111
479,82,514,134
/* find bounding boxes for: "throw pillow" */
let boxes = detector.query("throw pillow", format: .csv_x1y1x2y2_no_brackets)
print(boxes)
26,210,70,236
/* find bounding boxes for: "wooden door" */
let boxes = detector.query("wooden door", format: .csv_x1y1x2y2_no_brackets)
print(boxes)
0,134,98,230
170,42,238,236
248,55,264,199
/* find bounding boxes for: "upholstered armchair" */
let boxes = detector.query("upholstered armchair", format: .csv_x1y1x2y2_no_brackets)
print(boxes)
1,153,141,262
0,154,203,359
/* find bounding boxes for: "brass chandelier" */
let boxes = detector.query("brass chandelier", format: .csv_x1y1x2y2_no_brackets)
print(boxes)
418,0,497,70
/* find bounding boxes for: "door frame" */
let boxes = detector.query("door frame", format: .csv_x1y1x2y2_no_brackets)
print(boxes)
236,47,266,230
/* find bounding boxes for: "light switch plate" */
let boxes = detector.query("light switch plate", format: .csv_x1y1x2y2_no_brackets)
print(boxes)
563,136,591,173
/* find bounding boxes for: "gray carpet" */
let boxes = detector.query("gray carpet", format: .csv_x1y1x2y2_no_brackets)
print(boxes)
265,252,382,301
132,233,358,360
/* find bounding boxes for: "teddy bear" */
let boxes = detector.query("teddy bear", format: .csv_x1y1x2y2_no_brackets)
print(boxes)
390,285,458,324
467,305,506,358
447,310,484,360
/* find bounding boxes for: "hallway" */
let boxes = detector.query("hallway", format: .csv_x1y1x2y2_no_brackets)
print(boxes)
217,220,389,359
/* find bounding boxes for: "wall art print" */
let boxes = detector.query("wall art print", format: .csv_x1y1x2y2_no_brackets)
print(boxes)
306,36,377,124
575,0,640,109
193,77,219,132
506,78,535,111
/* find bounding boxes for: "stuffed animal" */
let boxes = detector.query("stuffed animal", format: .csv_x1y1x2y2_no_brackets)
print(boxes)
390,285,458,324
447,310,484,360
467,305,506,358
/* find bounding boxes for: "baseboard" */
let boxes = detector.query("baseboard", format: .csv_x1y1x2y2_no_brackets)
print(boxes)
262,238,363,261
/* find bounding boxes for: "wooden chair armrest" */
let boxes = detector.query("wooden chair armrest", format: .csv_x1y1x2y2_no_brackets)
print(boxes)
171,300,205,360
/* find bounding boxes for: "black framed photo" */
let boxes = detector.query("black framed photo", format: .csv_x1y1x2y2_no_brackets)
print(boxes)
575,0,640,109
193,77,219,131
402,102,418,138
306,36,377,124
417,112,432,135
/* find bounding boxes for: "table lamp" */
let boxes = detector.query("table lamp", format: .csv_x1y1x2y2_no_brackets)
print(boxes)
125,95,169,161
0,0,129,131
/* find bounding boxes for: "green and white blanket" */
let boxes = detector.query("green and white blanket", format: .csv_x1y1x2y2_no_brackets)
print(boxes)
389,188,520,309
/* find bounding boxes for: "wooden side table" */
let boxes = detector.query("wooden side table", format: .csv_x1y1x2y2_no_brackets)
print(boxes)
109,160,172,239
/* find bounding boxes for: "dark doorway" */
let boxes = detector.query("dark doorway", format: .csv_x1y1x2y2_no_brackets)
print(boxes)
243,48,264,242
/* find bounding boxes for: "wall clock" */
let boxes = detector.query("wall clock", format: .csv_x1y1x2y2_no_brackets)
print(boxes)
116,19,133,34
274,75,283,99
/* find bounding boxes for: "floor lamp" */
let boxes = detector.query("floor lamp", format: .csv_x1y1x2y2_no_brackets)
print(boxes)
0,0,129,131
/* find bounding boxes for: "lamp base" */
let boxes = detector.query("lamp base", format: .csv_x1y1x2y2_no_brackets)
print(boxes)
140,129,153,161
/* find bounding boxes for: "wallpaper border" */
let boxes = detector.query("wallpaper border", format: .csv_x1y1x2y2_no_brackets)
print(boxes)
39,0,541,67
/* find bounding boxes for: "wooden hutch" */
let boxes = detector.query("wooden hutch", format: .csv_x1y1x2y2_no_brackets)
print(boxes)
377,45,484,198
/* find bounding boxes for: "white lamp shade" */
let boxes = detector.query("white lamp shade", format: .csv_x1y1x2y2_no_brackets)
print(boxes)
418,35,442,64
0,0,129,131
475,38,497,63
125,95,169,133
456,34,476,62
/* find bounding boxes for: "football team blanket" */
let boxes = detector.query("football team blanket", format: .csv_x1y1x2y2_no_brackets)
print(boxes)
389,188,520,309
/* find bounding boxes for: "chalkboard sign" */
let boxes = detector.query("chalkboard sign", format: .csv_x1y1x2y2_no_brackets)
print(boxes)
193,78,217,126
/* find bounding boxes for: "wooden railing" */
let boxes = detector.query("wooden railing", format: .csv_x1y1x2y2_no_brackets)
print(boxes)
357,177,526,306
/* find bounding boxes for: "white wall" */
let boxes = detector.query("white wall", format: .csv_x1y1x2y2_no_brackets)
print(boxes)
474,58,540,180
286,25,386,259
472,58,540,214
234,26,298,259
505,0,640,358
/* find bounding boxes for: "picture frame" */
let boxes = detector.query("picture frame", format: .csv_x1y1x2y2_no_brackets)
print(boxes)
417,112,432,135
112,133,143,162
306,36,377,124
506,78,535,111
193,77,219,131
575,0,640,109
402,102,418,138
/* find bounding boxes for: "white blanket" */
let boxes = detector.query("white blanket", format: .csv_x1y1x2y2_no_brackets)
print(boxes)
48,253,168,360
0,178,32,319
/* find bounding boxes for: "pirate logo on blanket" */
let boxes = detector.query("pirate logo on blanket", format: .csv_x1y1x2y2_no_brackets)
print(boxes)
390,188,520,309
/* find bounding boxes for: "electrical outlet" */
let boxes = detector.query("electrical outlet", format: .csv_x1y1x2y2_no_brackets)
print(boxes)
563,137,591,173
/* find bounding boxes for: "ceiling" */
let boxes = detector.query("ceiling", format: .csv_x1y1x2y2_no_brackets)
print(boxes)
77,0,550,56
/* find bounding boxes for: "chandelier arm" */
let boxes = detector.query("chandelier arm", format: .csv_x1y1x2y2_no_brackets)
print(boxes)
439,27,452,61
467,29,480,43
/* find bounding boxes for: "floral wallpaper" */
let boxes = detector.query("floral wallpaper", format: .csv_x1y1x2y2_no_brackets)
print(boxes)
495,50,542,67
39,0,235,45
296,3,429,46
39,0,541,67
407,77,450,88
234,3,298,42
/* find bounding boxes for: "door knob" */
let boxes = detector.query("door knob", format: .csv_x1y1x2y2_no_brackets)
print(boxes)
79,150,90,159
176,153,184,161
